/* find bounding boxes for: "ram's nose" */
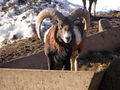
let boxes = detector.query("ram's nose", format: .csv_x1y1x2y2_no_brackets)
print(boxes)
66,37,70,41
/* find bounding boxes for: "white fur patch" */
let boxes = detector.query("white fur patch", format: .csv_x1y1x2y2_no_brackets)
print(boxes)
44,26,52,43
73,26,82,45
63,30,72,43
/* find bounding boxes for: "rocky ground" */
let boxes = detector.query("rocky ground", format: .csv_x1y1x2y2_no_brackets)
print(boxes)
0,2,120,71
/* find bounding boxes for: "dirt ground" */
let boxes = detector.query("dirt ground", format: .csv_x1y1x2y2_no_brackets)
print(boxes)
0,11,120,71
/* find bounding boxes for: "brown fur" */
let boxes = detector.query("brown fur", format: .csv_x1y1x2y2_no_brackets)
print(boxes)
44,21,85,71
71,24,85,71
44,24,61,56
36,8,90,70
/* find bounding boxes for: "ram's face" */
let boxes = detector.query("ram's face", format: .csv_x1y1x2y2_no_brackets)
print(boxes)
60,25,72,43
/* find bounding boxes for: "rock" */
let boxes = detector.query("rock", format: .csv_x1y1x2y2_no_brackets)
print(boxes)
99,59,120,90
98,19,112,32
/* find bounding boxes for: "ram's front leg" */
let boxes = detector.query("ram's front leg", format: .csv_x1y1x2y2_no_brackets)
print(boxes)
70,58,74,71
70,58,78,71
47,56,54,70
71,51,79,71
74,56,79,71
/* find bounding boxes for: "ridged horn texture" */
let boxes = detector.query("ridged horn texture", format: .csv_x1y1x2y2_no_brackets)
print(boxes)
35,8,65,40
69,8,90,31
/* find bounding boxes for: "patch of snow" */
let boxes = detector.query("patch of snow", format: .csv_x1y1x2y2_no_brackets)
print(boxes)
57,0,120,14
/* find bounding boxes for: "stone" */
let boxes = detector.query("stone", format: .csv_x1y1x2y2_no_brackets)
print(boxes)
99,59,120,90
98,19,112,32
0,69,103,90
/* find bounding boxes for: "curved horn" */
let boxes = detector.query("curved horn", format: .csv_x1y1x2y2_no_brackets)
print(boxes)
35,8,65,40
69,8,90,31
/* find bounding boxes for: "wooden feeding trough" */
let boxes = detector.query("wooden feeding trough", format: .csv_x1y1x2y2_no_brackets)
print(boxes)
0,26,120,90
